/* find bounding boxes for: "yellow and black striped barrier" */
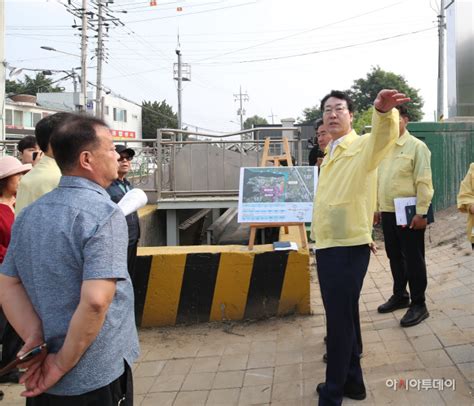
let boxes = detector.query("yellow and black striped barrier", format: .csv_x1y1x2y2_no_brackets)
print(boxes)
134,245,310,327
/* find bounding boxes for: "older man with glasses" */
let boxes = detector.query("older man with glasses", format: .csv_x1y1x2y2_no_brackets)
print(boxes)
106,145,141,283
311,89,410,406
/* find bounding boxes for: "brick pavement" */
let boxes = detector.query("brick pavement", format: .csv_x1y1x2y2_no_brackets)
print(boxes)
1,207,473,405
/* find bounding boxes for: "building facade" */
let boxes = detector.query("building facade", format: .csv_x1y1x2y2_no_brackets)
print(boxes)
4,94,60,140
37,92,142,140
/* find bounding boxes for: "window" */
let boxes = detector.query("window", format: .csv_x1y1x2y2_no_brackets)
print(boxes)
105,106,109,115
23,112,33,128
5,109,12,126
113,107,127,122
33,113,42,126
14,111,23,127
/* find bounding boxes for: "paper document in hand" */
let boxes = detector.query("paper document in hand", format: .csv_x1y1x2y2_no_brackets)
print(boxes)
117,188,148,216
394,197,417,225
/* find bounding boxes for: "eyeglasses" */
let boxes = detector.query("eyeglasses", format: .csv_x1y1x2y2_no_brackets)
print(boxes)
118,156,133,162
323,106,348,115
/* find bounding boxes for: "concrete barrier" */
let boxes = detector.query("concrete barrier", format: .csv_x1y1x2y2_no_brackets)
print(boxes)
134,245,310,327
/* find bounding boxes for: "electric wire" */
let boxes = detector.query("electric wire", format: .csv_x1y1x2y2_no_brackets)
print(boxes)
193,26,437,65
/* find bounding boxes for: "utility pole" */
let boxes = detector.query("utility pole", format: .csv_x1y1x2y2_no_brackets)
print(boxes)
0,0,5,141
71,67,80,111
233,86,249,130
95,0,104,118
72,68,78,94
176,47,182,132
80,0,88,112
437,0,446,120
268,109,277,124
173,40,191,140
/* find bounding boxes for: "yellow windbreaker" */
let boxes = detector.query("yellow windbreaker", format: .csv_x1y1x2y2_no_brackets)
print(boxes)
457,163,474,243
311,109,398,249
377,130,434,215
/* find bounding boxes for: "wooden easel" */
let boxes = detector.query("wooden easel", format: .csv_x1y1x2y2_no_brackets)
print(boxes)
248,137,308,250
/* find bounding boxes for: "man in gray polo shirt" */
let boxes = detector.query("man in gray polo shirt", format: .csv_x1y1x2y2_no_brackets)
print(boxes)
0,115,139,405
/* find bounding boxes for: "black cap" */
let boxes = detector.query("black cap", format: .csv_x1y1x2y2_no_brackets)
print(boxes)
115,144,135,158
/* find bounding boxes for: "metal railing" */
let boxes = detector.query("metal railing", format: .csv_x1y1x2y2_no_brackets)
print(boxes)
0,126,304,198
0,138,161,192
156,127,303,199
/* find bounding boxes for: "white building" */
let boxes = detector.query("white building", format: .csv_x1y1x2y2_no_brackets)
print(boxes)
3,92,142,143
4,94,60,140
37,92,142,140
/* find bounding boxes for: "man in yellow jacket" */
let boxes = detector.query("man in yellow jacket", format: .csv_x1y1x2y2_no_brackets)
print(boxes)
15,113,73,215
457,163,474,249
376,105,434,328
312,89,409,406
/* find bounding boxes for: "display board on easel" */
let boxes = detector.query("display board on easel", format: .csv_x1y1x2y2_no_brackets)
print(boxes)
238,137,318,250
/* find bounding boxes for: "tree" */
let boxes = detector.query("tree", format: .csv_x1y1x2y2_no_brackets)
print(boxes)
6,73,64,95
299,105,322,125
243,115,268,129
141,100,178,139
347,66,424,121
352,107,374,135
5,79,23,95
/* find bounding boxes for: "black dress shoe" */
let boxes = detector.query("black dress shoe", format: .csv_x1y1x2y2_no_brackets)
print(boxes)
400,304,429,327
343,382,367,400
316,382,366,400
377,295,410,313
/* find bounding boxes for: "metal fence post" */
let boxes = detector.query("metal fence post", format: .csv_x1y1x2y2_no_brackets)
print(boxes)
156,129,162,200
296,128,303,166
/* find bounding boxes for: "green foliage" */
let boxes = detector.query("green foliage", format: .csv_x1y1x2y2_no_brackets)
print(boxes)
299,105,321,124
5,79,23,95
6,73,63,95
346,66,423,121
352,107,374,134
142,100,178,139
300,66,424,124
243,115,268,129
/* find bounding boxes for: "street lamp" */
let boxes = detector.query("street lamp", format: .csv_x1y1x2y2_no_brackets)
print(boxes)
40,46,81,58
40,46,86,110
40,46,84,111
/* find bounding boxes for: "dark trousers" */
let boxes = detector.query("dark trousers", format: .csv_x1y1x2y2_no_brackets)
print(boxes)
26,361,133,406
316,245,369,406
127,243,138,283
381,212,427,305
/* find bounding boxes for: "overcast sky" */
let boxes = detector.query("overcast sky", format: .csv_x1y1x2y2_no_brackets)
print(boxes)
6,0,442,133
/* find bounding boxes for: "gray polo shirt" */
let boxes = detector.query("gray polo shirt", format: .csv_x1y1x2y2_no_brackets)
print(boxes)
0,176,139,396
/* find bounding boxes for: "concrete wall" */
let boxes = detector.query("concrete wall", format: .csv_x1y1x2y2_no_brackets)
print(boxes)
133,245,310,327
447,0,474,118
174,144,260,193
138,205,167,247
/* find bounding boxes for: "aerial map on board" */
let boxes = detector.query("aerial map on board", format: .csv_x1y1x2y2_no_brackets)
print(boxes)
238,166,318,223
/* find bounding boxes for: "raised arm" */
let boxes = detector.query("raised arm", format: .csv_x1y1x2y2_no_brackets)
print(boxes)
374,89,411,114
365,89,411,172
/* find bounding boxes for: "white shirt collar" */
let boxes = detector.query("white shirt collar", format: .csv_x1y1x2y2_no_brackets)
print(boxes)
329,134,347,157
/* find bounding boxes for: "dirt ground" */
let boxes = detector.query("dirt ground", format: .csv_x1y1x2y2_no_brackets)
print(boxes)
142,204,471,350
